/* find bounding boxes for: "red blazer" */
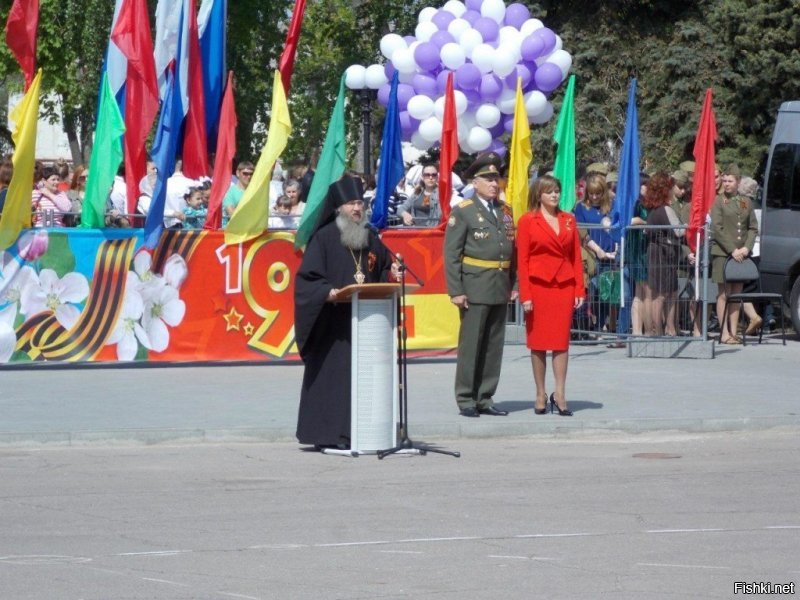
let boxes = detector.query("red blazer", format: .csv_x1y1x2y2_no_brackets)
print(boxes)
516,210,585,302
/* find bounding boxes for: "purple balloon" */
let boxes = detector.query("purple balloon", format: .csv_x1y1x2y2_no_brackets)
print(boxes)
455,62,482,90
412,73,438,97
436,69,453,95
473,16,499,42
396,83,416,110
399,111,420,135
414,42,441,72
377,84,391,107
488,121,505,138
430,29,455,49
431,9,455,30
503,3,531,29
489,139,507,158
463,89,482,109
535,27,558,55
520,34,546,61
384,62,397,80
503,114,515,134
522,60,538,90
465,0,483,10
462,9,481,26
403,35,416,46
533,62,563,93
504,64,532,89
479,74,504,101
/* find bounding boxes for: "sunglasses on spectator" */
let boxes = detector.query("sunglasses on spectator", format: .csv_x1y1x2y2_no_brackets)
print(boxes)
240,171,254,177
422,172,438,177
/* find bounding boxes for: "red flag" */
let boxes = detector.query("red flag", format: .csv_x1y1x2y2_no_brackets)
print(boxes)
111,0,160,216
4,0,39,91
278,0,307,97
204,72,237,231
182,0,210,179
438,72,459,227
687,89,718,253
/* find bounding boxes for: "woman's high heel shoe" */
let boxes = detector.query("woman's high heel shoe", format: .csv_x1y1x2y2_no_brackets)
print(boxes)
549,393,573,417
534,394,548,415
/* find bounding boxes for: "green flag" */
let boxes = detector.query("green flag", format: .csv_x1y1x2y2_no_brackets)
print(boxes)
294,74,347,249
553,74,577,212
81,73,125,229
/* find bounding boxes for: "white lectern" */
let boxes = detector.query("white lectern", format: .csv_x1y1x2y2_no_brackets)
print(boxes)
324,283,402,456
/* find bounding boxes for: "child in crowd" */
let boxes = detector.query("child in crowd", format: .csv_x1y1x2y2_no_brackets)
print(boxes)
182,187,207,229
273,195,293,215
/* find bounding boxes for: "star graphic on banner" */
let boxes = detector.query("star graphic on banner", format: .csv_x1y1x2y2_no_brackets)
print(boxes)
212,292,229,313
223,307,244,331
243,322,255,336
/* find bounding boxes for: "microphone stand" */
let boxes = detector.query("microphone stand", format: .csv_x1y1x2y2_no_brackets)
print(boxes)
370,227,460,459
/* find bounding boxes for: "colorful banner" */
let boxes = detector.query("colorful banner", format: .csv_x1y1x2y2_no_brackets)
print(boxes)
0,228,458,365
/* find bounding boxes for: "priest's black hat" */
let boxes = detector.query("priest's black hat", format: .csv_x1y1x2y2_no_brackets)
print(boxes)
327,175,364,207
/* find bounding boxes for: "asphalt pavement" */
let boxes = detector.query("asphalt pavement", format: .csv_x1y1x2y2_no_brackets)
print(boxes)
1,330,798,446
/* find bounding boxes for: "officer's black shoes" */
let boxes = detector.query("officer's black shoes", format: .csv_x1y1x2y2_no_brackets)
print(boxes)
477,406,508,416
459,407,480,417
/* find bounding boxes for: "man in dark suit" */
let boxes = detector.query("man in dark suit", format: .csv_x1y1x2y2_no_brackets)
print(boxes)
444,152,516,417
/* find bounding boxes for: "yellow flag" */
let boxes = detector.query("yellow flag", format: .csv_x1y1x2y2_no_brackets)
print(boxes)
507,77,532,227
225,71,292,244
0,69,43,251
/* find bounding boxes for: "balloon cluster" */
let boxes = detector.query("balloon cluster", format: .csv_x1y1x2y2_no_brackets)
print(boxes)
345,0,572,156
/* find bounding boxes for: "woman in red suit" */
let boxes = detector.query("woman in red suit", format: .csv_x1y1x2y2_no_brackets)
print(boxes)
517,175,586,416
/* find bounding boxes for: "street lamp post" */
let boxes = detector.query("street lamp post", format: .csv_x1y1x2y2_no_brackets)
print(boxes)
359,88,376,178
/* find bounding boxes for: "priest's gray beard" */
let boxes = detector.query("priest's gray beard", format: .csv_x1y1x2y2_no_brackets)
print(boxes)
336,213,369,249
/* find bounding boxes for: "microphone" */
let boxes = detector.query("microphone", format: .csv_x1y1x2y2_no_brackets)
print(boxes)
364,222,381,234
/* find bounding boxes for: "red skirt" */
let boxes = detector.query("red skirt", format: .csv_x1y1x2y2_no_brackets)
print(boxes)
525,279,576,351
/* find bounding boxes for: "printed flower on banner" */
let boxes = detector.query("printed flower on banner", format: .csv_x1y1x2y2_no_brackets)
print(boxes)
1,253,39,323
0,304,16,363
127,250,167,302
20,268,90,330
17,230,49,262
142,284,186,352
106,289,149,361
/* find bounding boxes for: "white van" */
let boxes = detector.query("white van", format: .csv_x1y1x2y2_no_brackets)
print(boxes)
760,100,800,333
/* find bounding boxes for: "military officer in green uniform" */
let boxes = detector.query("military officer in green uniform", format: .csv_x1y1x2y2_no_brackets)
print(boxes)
710,164,758,344
444,152,516,417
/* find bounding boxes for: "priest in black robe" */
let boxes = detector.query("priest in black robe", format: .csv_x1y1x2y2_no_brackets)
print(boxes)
294,175,397,450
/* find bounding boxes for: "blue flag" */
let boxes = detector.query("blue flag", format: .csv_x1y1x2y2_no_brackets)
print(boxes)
610,79,640,242
144,67,184,248
199,0,227,152
370,71,405,230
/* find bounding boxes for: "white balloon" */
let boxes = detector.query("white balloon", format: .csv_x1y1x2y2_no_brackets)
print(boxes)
454,90,468,115
492,46,518,77
459,28,483,58
440,43,466,70
524,90,547,117
407,95,436,120
344,64,367,90
497,88,517,114
519,18,543,37
471,43,495,74
365,64,388,89
554,35,563,51
418,6,437,22
475,103,501,128
480,0,506,24
433,95,446,120
419,116,444,142
547,50,573,77
411,130,434,151
380,34,406,60
443,0,467,17
447,18,471,41
459,138,475,154
457,120,470,142
398,70,416,84
531,101,554,124
468,126,492,151
460,110,477,130
498,26,521,46
392,47,417,74
415,21,438,43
